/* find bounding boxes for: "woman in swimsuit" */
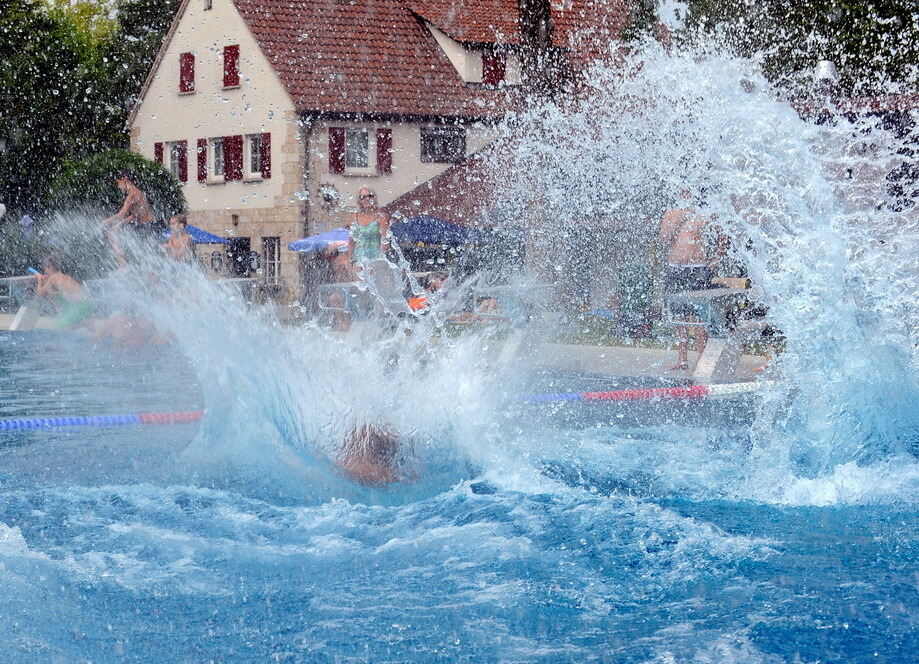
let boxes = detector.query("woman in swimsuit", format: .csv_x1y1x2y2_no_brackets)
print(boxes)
349,187,391,264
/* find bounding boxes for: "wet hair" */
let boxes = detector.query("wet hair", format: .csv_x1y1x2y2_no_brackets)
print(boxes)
171,213,188,226
43,253,63,272
115,170,135,183
345,423,400,463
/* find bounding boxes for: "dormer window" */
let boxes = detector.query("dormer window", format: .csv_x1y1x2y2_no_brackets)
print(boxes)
482,49,506,86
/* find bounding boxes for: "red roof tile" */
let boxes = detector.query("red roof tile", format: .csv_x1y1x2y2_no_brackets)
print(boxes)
233,0,512,117
408,0,629,66
382,139,512,224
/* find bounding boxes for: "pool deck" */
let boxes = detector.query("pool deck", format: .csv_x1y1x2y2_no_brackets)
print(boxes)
1,314,766,385
0,313,55,330
529,343,764,384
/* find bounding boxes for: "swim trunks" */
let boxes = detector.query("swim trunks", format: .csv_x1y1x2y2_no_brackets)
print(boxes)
54,299,94,330
664,265,712,319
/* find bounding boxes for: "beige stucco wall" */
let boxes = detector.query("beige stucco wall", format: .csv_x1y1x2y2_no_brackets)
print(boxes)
306,121,496,232
129,0,508,298
129,0,304,291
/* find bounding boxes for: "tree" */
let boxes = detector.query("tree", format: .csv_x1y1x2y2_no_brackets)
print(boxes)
679,0,919,97
47,148,185,219
0,0,180,217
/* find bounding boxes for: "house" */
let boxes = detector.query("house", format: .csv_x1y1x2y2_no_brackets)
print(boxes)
127,0,632,296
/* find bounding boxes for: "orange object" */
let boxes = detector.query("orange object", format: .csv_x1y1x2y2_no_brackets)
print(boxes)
408,296,428,311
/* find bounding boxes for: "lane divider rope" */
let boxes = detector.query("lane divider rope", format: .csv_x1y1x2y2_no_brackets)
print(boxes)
0,382,767,430
0,410,204,430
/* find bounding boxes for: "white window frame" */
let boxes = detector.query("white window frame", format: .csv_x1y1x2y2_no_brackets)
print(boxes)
208,137,225,184
244,133,263,181
167,141,183,180
344,127,377,176
262,236,281,286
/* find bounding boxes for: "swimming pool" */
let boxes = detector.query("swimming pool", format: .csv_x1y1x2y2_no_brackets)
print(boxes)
1,330,915,662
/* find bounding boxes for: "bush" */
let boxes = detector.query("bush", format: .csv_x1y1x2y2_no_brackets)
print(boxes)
46,148,185,221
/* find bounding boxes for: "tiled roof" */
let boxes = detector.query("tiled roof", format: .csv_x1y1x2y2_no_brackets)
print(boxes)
408,0,629,65
233,0,512,117
382,139,512,224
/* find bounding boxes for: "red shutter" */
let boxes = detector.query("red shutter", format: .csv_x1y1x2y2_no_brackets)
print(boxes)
179,52,195,92
328,127,345,174
223,44,240,87
376,128,392,174
177,140,188,182
224,134,243,181
197,138,207,182
482,50,506,86
154,142,163,165
260,132,271,178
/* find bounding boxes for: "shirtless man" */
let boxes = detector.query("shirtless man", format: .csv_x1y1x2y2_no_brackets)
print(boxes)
164,213,197,264
34,254,94,331
102,170,157,269
658,189,717,370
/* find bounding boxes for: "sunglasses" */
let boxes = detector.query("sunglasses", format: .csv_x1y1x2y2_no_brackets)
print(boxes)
360,193,375,200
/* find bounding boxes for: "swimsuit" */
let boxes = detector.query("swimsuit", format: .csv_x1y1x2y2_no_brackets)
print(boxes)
351,218,383,262
53,296,94,330
664,264,713,319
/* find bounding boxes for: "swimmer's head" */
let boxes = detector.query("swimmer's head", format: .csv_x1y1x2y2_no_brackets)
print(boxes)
169,213,188,231
345,423,400,463
115,170,135,191
42,253,63,274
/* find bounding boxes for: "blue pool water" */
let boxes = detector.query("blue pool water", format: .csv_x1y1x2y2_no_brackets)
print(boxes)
0,331,916,662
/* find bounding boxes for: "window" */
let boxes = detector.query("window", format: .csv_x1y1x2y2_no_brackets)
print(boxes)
167,140,188,182
420,126,466,163
329,127,382,174
247,134,261,176
345,129,369,168
204,0,213,9
179,52,195,93
242,133,271,179
169,142,182,178
209,137,224,181
223,44,240,88
262,237,281,285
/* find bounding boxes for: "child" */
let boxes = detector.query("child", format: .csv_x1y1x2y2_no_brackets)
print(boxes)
34,254,94,330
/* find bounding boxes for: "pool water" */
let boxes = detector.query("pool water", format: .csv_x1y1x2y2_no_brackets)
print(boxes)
0,331,915,662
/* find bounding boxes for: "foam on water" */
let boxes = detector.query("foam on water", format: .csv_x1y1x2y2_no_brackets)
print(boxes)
0,36,917,663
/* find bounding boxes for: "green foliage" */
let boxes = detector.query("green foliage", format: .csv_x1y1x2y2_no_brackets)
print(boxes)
679,0,919,96
47,148,185,220
0,0,180,216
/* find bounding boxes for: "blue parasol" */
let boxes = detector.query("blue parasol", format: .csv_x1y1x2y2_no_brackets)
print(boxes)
288,217,485,253
163,224,230,244
288,227,349,253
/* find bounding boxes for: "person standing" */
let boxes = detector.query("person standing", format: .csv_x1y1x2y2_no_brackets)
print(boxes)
349,187,391,265
658,189,717,370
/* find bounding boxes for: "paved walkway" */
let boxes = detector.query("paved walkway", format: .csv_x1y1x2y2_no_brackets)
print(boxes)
526,343,764,384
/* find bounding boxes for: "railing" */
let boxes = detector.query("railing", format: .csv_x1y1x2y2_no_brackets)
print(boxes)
0,275,38,313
